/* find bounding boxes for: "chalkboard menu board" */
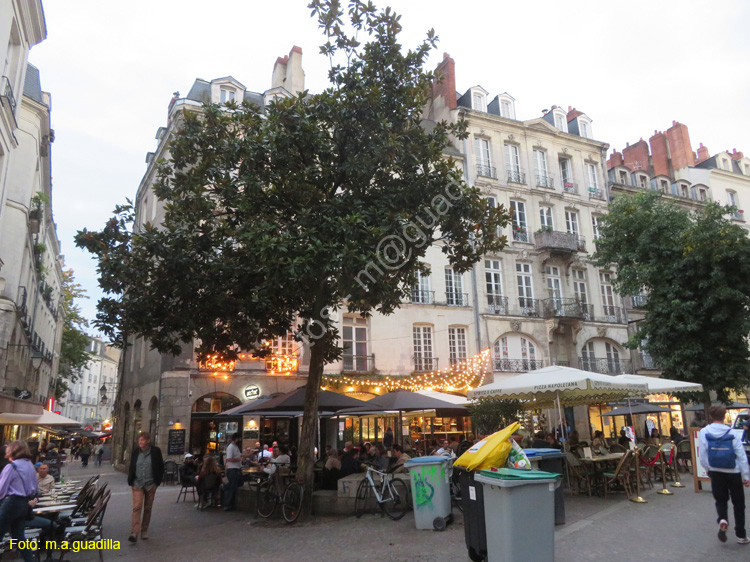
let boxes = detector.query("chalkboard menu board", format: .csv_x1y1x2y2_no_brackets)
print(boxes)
167,429,186,455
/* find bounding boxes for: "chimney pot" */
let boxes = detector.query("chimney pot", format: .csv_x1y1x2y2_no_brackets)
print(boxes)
443,52,450,60
568,106,572,112
672,120,676,126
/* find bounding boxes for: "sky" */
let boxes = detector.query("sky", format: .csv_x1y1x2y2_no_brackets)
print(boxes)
28,0,750,334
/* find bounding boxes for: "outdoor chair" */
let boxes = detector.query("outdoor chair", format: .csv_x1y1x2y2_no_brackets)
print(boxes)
58,490,111,562
676,440,692,473
639,445,660,487
609,443,627,453
660,443,678,481
163,459,178,485
601,450,632,499
628,448,650,491
198,472,222,510
176,465,197,503
0,528,42,561
565,452,593,496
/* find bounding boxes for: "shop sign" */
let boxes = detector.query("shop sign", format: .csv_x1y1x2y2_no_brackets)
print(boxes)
244,384,261,400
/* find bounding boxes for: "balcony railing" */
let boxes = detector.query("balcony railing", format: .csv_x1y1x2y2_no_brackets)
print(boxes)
16,286,28,320
477,164,497,179
588,188,605,200
562,181,578,194
731,211,745,221
637,353,658,370
493,358,544,372
542,298,594,320
342,354,375,373
534,230,585,252
413,356,438,372
1,76,17,117
507,168,526,184
599,305,623,323
409,289,435,305
512,229,530,243
579,358,632,374
516,297,541,317
487,295,509,315
446,292,469,306
535,174,554,189
629,294,648,308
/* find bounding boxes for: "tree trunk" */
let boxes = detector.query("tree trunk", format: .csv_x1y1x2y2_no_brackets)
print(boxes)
297,331,326,518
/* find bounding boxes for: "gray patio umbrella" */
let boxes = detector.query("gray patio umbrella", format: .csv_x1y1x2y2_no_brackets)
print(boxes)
600,404,675,417
683,402,750,412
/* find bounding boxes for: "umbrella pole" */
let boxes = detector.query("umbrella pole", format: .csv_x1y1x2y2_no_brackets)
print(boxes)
627,398,647,503
555,394,571,493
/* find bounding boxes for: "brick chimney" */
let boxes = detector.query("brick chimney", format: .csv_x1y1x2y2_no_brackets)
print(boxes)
432,53,457,110
607,150,624,169
566,106,583,123
285,46,305,94
731,148,745,161
623,139,650,172
666,120,694,170
271,55,288,89
696,143,710,164
649,131,670,177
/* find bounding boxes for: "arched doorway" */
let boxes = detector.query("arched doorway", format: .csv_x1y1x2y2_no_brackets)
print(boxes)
190,392,241,458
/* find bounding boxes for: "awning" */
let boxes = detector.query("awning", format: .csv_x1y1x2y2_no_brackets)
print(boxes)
613,374,703,394
0,411,80,426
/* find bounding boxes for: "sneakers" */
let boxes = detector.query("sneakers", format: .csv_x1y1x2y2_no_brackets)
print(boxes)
128,535,137,543
737,536,750,544
718,519,728,542
141,532,148,540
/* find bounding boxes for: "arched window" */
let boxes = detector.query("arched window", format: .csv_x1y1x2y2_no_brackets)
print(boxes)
191,392,241,413
580,339,627,374
493,335,541,372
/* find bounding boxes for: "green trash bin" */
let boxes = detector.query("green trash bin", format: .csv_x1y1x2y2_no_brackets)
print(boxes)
474,468,560,562
404,456,453,531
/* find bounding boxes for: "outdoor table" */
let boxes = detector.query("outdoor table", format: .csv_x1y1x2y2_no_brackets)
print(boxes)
580,453,624,495
33,503,77,515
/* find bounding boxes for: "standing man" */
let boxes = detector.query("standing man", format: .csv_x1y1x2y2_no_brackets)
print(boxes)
127,432,164,543
79,440,92,467
94,441,104,467
222,433,243,512
698,404,750,544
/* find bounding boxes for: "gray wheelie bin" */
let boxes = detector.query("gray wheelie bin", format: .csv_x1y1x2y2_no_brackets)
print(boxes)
404,456,452,530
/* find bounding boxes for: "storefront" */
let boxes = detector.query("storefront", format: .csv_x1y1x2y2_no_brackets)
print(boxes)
190,391,241,457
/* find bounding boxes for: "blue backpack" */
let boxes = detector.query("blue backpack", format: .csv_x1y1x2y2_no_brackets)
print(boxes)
706,429,736,469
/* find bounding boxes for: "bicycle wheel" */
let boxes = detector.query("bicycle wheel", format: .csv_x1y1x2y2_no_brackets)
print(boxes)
256,481,278,518
282,482,303,523
383,478,409,521
354,478,371,518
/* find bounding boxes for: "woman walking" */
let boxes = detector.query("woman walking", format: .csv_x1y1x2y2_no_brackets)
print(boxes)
0,441,39,562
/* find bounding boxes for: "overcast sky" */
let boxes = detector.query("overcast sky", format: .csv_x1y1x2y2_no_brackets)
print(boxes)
29,0,750,334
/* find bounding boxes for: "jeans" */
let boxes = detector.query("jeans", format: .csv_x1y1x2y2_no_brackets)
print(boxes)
80,454,90,467
709,471,747,538
0,495,35,562
95,453,103,467
131,486,157,537
223,468,241,509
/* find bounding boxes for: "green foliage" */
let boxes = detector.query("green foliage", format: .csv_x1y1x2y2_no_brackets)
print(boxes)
56,268,91,399
469,398,524,435
594,190,750,401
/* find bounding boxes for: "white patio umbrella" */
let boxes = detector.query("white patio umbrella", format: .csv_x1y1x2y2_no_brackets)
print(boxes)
613,374,703,394
414,389,470,405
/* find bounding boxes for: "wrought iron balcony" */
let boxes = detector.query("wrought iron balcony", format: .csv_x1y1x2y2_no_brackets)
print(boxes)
1,76,17,118
535,174,554,189
598,305,623,323
588,188,605,200
731,210,745,221
487,295,509,315
579,357,632,375
408,289,435,305
507,169,526,184
516,297,541,317
637,352,658,370
512,229,530,243
628,294,648,308
542,298,593,320
446,292,469,306
534,230,585,253
16,286,28,319
562,181,578,194
477,164,497,179
342,354,375,373
493,358,544,372
413,356,438,372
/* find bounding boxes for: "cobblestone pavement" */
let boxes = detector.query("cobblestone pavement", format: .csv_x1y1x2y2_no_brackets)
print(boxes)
33,460,750,562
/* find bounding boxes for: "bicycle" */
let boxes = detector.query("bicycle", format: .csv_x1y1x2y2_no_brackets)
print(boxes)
354,462,410,520
255,464,303,523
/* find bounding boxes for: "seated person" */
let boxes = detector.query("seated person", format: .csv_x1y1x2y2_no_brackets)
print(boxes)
545,433,562,450
322,449,341,490
37,462,55,495
371,444,390,472
357,442,372,464
196,456,222,507
391,444,411,473
648,428,661,446
531,431,549,449
339,448,358,478
669,426,685,444
435,440,456,458
263,444,291,483
618,428,632,448
181,453,199,486
592,430,608,454
568,430,580,451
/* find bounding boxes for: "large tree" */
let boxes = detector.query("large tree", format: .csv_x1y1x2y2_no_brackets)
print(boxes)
594,190,750,403
76,0,509,511
56,268,91,399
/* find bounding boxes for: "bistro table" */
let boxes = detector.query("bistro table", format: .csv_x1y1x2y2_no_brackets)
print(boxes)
33,503,78,515
580,453,625,495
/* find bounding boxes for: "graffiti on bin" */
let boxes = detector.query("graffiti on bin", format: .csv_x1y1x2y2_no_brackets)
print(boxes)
413,469,435,510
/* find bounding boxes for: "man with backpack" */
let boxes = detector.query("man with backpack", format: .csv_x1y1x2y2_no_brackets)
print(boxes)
698,404,750,544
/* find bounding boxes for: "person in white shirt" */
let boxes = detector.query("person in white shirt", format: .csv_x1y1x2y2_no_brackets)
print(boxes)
436,440,456,458
698,404,750,544
263,445,291,478
222,433,244,511
36,463,55,495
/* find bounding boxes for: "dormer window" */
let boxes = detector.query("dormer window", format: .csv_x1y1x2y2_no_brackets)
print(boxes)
220,88,236,104
500,100,512,119
554,112,568,133
473,92,486,112
579,120,592,139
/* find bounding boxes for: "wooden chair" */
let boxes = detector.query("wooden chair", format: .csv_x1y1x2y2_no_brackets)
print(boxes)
628,448,651,491
639,445,659,487
609,443,627,453
601,450,632,499
565,452,593,496
660,443,678,481
676,440,692,473
177,465,197,503
163,459,179,485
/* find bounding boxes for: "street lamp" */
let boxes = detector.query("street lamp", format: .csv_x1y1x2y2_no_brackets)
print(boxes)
99,384,108,405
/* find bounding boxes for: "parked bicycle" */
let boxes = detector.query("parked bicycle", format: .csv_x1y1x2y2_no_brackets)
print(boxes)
354,462,410,520
256,464,303,523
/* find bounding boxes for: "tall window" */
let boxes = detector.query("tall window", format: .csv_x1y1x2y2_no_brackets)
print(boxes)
560,158,573,187
412,269,432,304
520,337,537,370
586,164,599,190
572,269,590,319
475,138,491,169
565,210,580,237
581,341,596,371
600,272,618,321
413,325,434,371
554,113,567,132
493,335,539,371
534,149,549,186
448,327,468,365
591,215,602,240
539,206,554,229
500,100,512,119
271,331,296,356
605,342,621,374
485,259,505,312
516,262,535,313
728,191,739,209
343,318,368,372
545,266,562,310
445,268,464,306
472,93,486,112
580,120,591,139
511,200,528,242
506,144,521,179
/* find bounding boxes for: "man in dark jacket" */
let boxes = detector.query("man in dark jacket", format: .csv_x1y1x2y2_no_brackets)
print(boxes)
127,432,164,543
